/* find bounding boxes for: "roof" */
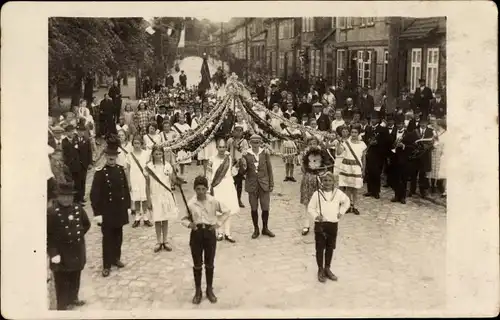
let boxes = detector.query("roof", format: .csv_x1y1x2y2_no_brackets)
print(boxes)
400,17,446,40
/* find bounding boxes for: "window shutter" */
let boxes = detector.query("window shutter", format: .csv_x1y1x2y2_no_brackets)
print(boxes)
371,49,377,89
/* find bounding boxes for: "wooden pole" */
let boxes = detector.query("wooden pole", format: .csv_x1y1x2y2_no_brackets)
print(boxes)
386,17,402,114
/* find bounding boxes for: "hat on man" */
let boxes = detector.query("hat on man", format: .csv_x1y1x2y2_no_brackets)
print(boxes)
52,125,64,133
104,137,121,155
77,123,87,131
249,134,262,142
65,124,75,132
57,182,77,195
313,102,323,108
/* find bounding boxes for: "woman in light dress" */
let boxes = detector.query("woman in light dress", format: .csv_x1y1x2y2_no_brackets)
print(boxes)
333,125,350,186
143,123,162,150
116,129,132,167
428,119,447,197
159,121,179,175
173,114,192,174
336,124,367,215
126,135,153,228
145,145,179,252
206,138,240,243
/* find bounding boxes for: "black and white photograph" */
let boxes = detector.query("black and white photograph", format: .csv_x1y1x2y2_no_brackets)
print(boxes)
1,1,498,319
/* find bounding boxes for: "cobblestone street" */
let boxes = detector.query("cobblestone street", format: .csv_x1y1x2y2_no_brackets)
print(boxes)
75,156,446,311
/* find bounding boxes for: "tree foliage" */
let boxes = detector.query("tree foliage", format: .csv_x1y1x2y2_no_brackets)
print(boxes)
48,17,154,86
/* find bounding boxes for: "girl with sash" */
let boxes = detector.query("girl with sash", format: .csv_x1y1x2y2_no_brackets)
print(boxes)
280,117,302,182
307,172,351,283
333,125,350,187
173,114,192,174
143,123,161,150
145,145,179,252
126,135,153,228
116,129,132,167
206,139,240,243
336,124,367,215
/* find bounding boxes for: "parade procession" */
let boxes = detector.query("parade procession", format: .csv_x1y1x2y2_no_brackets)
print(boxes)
45,17,447,311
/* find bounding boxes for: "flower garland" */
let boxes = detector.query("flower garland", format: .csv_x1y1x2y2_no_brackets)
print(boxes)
161,95,230,150
176,102,231,162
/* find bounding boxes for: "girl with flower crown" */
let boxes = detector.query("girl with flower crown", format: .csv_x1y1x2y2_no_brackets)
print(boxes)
145,145,179,252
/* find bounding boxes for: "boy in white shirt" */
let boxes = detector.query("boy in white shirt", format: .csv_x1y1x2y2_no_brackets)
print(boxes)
308,172,351,283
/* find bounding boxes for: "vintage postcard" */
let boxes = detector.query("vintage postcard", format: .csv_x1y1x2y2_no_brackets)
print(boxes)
1,1,498,319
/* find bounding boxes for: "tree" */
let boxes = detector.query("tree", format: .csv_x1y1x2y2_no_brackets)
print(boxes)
48,17,154,111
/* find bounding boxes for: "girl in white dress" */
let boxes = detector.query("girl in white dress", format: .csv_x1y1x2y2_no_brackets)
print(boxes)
143,123,162,150
145,146,179,252
173,114,192,174
333,125,350,187
126,135,153,228
160,122,179,175
116,129,132,167
206,138,240,243
336,124,367,215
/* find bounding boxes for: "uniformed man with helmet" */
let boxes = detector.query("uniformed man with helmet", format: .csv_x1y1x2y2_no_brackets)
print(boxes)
47,182,91,310
90,138,131,277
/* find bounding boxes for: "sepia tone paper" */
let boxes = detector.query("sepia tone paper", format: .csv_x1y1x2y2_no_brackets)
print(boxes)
1,1,498,318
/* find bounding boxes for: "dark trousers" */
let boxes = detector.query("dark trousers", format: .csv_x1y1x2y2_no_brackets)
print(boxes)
233,173,244,202
430,179,445,194
190,226,217,268
314,222,338,269
71,169,88,202
113,99,122,124
410,167,429,195
101,227,123,269
394,163,410,200
386,154,397,189
53,270,81,310
366,155,384,196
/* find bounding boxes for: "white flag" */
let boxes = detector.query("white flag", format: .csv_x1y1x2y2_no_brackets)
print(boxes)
178,27,185,48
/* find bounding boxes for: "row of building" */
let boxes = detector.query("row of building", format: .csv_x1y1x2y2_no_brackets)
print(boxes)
202,17,446,95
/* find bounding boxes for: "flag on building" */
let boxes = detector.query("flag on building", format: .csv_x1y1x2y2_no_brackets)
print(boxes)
178,26,185,48
199,54,211,92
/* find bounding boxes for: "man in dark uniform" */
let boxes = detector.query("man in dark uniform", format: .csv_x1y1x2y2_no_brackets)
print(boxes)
413,78,433,121
255,79,266,102
165,72,175,88
362,113,389,199
62,124,88,202
409,118,434,198
47,182,91,310
391,119,417,204
90,139,131,277
73,123,93,203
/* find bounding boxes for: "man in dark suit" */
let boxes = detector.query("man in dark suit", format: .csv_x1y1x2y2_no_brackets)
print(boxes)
165,72,175,88
315,74,327,97
49,125,66,151
358,87,375,119
90,140,131,277
179,70,187,88
283,103,298,120
413,78,433,121
430,91,446,119
240,134,275,239
108,80,122,124
396,88,415,114
255,79,266,102
47,182,91,310
311,102,331,131
409,118,434,198
296,95,312,122
142,76,152,96
265,84,282,110
384,116,398,188
391,119,418,204
62,125,90,204
99,93,116,139
362,114,389,199
74,124,92,203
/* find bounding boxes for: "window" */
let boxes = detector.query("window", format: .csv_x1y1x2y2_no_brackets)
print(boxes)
309,49,314,74
346,17,353,28
357,50,372,88
315,50,321,76
269,24,276,42
279,19,294,39
336,49,346,80
426,48,439,91
361,17,375,26
302,17,314,32
410,48,422,93
279,52,285,74
383,50,389,81
338,17,346,29
331,17,336,28
287,51,293,75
